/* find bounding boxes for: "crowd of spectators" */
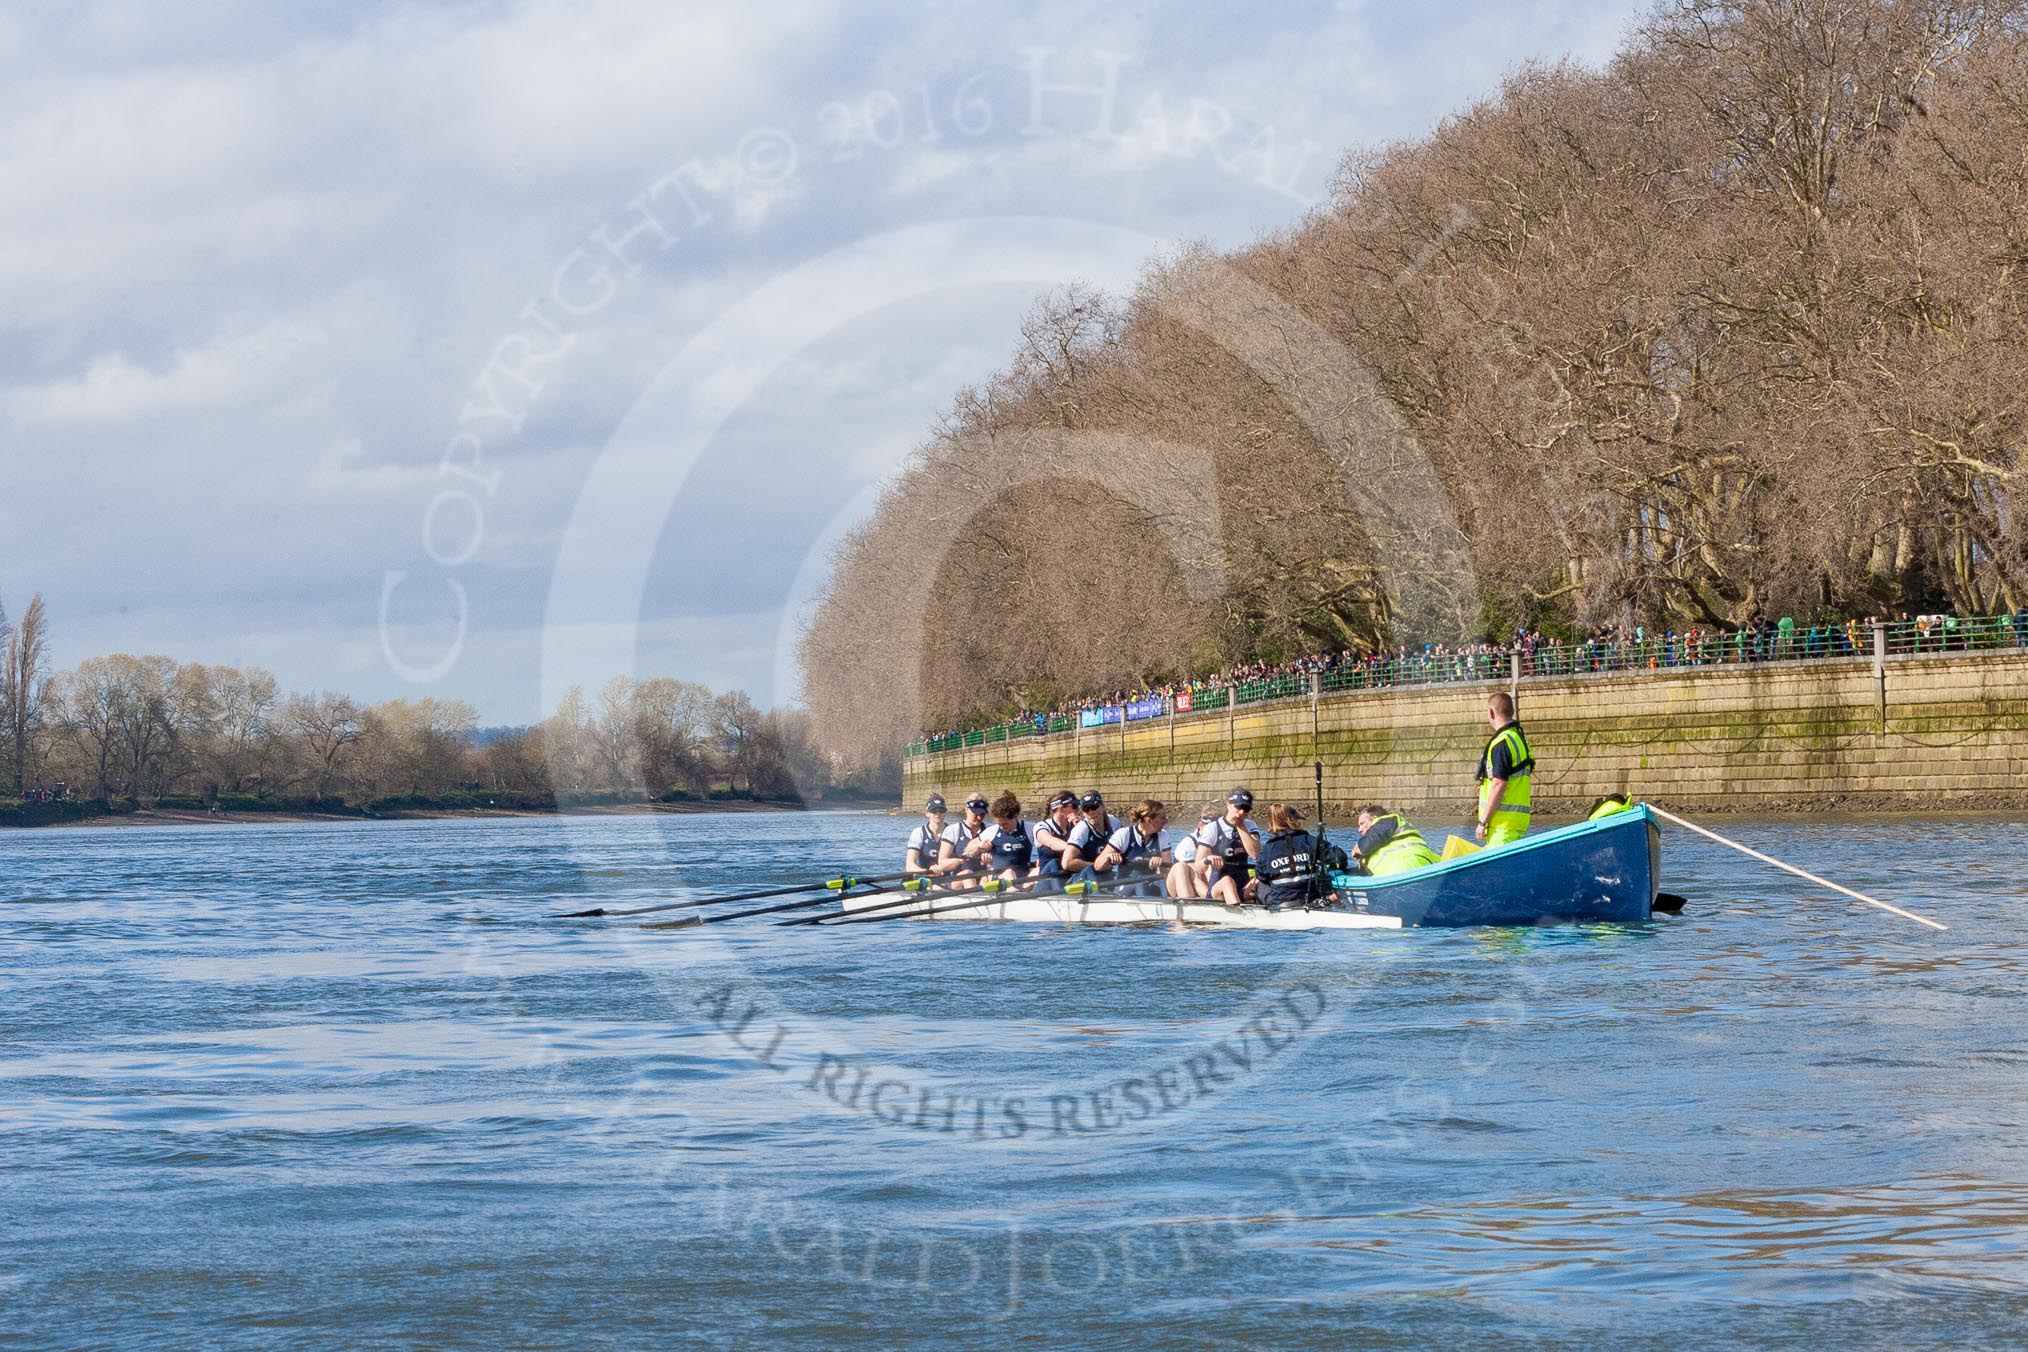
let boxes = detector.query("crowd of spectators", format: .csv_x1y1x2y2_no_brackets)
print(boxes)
917,607,2028,745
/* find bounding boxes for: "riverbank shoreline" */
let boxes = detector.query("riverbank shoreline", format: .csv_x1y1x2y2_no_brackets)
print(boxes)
906,650,2028,821
16,798,895,831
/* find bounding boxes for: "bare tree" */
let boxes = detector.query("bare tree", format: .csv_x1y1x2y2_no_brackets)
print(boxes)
632,677,713,796
355,697,478,798
1,594,48,795
541,686,593,800
285,692,364,800
53,657,130,801
711,690,764,795
202,666,281,794
102,655,191,804
481,728,548,795
591,676,641,794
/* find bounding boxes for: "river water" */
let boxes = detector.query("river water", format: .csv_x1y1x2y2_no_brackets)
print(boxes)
3,810,2024,1347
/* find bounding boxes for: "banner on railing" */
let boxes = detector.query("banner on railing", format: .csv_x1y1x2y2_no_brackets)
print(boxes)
1079,707,1122,728
1124,697,1164,722
1175,691,1193,712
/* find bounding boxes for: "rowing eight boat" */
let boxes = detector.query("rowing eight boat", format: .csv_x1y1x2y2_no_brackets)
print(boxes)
838,804,1663,929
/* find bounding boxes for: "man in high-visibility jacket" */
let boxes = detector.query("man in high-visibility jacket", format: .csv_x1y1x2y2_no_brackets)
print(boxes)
1474,692,1534,846
1352,805,1439,877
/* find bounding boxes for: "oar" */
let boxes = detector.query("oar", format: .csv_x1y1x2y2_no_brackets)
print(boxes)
819,872,1166,927
823,874,1165,927
551,872,899,920
1646,804,1947,932
777,876,995,927
643,876,949,929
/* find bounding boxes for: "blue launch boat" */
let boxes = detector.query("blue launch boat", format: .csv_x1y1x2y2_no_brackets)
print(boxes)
1329,802,1662,927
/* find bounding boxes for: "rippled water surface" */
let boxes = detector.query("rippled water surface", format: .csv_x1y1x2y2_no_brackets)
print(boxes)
5,810,2027,1348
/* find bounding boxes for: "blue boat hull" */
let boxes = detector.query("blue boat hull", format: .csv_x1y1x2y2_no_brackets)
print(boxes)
1330,804,1661,927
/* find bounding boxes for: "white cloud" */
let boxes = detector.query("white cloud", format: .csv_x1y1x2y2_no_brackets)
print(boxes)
2,0,1657,721
413,0,844,180
5,321,323,426
883,149,975,197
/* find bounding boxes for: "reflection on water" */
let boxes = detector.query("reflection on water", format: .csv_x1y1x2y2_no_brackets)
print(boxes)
3,811,2026,1346
1266,1177,2028,1298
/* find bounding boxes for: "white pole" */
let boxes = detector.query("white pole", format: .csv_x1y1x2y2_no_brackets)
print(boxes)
1646,804,1948,932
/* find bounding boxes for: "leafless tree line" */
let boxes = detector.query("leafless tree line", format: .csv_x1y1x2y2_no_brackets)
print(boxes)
803,0,2028,767
0,592,868,812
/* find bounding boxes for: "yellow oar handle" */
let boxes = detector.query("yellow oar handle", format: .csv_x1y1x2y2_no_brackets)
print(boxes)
826,876,860,890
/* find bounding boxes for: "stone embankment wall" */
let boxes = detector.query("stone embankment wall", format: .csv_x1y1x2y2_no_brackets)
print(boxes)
902,651,2028,822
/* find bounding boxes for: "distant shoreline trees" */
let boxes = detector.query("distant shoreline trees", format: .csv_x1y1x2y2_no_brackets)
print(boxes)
0,591,893,824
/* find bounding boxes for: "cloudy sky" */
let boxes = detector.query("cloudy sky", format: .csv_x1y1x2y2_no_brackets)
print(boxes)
2,0,1647,724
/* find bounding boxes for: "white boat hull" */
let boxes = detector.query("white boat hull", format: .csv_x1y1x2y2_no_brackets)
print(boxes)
838,890,1402,929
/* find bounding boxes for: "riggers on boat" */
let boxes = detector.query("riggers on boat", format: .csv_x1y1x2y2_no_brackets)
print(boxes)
836,805,1664,930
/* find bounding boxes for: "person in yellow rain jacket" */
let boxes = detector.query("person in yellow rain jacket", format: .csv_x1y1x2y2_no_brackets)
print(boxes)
1474,692,1534,847
1586,791,1632,820
1352,805,1440,877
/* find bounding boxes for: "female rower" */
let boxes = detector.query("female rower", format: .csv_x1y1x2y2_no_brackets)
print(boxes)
1094,800,1172,897
904,796,949,879
1066,791,1126,880
1032,791,1081,892
963,790,1040,888
1166,803,1221,899
1198,788,1261,906
937,792,992,889
1250,802,1326,910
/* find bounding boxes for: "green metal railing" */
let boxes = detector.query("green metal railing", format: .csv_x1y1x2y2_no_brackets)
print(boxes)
1232,673,1310,706
906,611,2028,758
